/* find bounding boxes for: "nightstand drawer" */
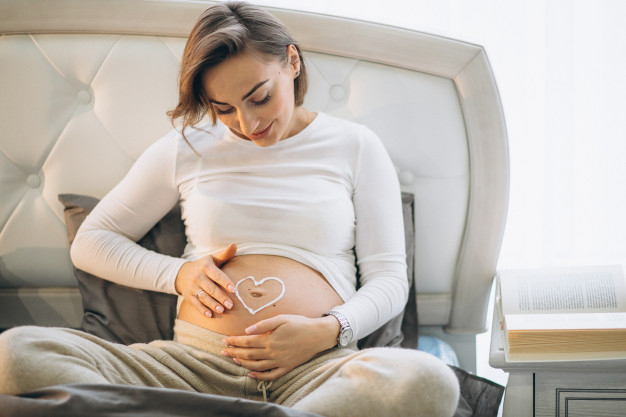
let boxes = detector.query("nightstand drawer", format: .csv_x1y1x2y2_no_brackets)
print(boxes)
535,372,626,417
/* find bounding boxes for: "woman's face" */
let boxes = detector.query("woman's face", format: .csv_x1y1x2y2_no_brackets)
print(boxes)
202,47,302,147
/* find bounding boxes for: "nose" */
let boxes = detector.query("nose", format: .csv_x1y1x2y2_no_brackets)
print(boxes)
237,109,259,138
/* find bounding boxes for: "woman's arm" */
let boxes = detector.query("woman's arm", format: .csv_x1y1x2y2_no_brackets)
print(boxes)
331,125,409,339
72,130,237,315
70,132,189,294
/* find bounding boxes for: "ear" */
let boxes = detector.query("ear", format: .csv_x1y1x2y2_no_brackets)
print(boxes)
287,44,301,77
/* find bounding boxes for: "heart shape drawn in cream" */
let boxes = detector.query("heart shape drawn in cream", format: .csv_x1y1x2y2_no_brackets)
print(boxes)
235,276,286,315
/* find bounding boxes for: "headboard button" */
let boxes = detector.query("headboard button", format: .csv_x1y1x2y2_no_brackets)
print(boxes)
77,89,93,104
398,170,415,185
26,174,41,188
329,84,345,101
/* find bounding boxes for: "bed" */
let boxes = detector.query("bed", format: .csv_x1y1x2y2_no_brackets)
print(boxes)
0,1,509,415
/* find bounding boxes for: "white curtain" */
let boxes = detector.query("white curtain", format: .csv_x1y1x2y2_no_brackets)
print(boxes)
255,0,626,269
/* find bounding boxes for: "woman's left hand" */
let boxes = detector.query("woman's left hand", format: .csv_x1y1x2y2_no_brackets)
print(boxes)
221,314,340,381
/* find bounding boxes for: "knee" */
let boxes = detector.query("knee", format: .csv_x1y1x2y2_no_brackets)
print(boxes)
0,326,43,394
349,348,460,417
0,326,93,395
0,326,43,365
402,350,460,417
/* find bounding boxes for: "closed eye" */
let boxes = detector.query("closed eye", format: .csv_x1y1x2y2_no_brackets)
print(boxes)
252,94,271,106
215,95,270,115
215,106,234,115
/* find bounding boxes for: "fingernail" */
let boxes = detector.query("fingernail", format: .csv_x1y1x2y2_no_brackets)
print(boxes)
232,358,241,365
205,311,212,318
224,300,233,309
248,373,256,379
228,285,236,293
220,350,230,357
216,305,224,313
245,325,257,334
222,339,229,345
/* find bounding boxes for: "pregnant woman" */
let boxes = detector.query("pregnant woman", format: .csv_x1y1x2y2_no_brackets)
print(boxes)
0,2,459,416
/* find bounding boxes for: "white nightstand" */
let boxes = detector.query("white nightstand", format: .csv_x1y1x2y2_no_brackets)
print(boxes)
489,303,626,417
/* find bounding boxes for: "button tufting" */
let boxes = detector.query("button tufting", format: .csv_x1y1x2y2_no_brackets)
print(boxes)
26,174,41,188
77,89,93,104
329,84,345,101
398,170,415,185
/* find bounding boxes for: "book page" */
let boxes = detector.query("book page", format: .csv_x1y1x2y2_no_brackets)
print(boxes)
499,265,626,315
505,348,626,362
505,312,626,331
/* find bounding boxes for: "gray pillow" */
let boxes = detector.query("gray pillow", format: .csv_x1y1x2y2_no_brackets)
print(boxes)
59,192,417,347
59,194,182,344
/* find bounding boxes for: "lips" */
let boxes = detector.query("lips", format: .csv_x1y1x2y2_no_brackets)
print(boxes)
249,122,273,141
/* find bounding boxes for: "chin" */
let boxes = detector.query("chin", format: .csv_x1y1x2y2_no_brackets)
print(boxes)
252,137,281,147
252,127,287,147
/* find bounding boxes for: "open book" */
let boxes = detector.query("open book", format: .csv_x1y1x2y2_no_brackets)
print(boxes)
497,265,626,361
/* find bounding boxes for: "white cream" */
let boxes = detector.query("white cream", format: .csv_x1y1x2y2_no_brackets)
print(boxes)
235,276,286,315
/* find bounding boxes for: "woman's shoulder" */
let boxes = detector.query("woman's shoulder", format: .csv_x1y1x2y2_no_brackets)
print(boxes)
173,122,226,151
146,122,226,157
316,112,364,132
314,112,381,147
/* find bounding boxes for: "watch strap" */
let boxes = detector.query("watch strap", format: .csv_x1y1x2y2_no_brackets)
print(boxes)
323,310,353,346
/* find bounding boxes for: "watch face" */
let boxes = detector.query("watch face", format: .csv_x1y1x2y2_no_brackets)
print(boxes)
339,328,354,346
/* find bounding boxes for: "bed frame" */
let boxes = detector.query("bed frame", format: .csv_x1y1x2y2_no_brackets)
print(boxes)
0,0,509,372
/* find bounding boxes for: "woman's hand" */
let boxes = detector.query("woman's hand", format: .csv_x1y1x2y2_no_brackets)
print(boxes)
175,243,238,317
221,314,341,381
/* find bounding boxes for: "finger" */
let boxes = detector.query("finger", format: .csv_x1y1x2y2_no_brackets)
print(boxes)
212,243,237,267
249,368,288,381
221,347,268,361
245,316,287,335
189,294,213,318
199,276,233,309
203,262,237,295
223,334,267,348
195,289,228,314
236,359,276,372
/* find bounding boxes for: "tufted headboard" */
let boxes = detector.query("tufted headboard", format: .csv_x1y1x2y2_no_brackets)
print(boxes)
0,0,509,357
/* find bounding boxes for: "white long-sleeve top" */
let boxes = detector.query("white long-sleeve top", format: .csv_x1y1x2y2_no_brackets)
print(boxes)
71,112,408,340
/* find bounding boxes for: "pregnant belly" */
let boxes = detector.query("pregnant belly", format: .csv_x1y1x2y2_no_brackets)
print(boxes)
177,254,344,336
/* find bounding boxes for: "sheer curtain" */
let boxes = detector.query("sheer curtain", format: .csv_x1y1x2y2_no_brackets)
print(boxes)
255,0,626,269
253,0,626,383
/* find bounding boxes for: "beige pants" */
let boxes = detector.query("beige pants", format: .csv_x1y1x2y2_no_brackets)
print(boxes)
0,320,459,417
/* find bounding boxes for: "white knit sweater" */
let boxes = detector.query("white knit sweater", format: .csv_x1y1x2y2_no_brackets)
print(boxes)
71,113,408,339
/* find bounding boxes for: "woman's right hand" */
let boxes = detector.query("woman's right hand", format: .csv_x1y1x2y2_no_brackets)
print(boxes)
175,243,238,317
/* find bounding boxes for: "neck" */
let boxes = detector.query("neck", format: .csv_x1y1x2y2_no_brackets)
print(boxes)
291,107,315,136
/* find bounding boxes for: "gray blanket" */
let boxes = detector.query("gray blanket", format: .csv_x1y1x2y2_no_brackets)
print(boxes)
0,366,502,417
0,384,323,417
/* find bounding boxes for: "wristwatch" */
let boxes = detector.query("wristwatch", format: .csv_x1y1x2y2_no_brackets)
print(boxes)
323,310,354,347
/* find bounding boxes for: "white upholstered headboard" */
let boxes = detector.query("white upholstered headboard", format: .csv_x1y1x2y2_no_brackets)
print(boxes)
0,0,509,340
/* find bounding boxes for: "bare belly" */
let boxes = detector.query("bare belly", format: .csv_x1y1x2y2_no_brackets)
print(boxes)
177,254,344,336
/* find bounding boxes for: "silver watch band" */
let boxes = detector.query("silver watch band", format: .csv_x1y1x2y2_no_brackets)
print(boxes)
323,310,353,346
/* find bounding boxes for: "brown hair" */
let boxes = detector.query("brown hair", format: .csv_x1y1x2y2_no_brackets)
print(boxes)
167,1,308,143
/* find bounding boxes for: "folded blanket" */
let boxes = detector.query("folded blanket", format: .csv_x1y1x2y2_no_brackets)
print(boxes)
0,384,323,417
0,366,503,417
